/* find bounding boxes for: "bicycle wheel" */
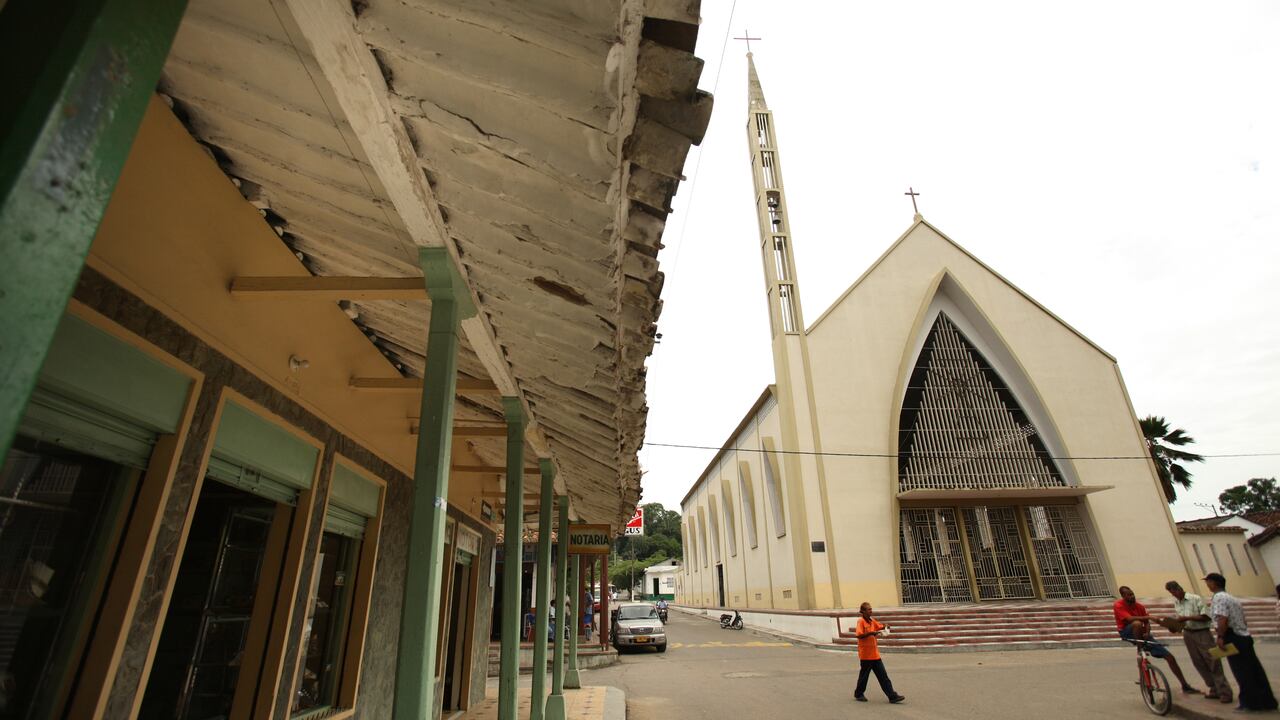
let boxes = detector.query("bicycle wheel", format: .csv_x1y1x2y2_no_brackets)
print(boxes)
1140,663,1172,715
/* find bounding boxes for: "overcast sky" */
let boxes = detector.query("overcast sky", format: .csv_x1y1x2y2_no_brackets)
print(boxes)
637,1,1280,523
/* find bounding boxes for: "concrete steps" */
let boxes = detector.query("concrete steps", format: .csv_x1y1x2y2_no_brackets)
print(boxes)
827,598,1280,652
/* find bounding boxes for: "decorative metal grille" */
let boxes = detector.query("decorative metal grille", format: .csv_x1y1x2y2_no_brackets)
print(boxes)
1023,505,1109,599
962,507,1034,600
899,508,972,604
899,313,1065,492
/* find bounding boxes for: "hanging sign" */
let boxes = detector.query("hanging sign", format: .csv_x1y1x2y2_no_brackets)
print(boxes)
624,507,644,536
567,524,613,554
457,525,482,557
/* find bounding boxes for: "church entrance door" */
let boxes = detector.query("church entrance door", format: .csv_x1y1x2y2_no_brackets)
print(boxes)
960,507,1034,600
898,508,973,604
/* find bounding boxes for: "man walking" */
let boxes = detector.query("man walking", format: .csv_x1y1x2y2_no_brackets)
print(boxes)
1166,580,1232,703
853,602,905,704
1204,572,1278,711
1114,586,1201,694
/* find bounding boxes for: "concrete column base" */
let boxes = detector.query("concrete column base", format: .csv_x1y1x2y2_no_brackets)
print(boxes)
563,670,582,689
543,693,567,720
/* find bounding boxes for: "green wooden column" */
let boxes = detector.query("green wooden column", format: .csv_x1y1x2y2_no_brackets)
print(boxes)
392,247,476,720
545,494,570,720
564,555,582,689
529,460,555,720
0,0,188,462
497,397,525,720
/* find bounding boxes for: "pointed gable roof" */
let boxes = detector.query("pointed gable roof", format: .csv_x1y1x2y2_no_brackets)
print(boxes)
806,217,1116,362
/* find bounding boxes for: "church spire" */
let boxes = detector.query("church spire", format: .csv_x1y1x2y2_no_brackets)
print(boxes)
747,53,768,110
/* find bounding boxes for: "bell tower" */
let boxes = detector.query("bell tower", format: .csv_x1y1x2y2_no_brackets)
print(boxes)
744,54,841,608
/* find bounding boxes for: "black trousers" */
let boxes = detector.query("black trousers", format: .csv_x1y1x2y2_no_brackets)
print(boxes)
856,659,898,699
1224,631,1278,710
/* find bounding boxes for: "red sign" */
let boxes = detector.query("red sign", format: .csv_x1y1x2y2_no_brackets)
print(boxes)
624,507,644,536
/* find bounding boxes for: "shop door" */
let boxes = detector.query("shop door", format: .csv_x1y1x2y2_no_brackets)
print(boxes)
443,555,474,710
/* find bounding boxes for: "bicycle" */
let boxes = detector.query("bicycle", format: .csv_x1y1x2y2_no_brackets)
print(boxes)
1126,638,1172,715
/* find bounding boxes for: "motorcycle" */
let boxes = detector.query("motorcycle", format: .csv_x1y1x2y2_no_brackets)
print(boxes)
719,609,743,630
658,606,669,623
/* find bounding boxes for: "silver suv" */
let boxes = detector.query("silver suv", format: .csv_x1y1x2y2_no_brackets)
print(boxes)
611,602,666,653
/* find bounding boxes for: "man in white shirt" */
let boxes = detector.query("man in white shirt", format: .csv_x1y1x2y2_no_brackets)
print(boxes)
1166,580,1232,703
1205,572,1278,711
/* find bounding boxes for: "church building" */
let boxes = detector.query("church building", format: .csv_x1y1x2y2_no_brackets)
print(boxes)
678,55,1203,610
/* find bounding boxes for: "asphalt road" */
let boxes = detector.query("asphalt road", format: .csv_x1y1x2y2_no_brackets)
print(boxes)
580,611,1280,720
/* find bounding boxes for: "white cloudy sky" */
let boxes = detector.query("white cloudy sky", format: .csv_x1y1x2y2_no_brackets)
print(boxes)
637,0,1280,522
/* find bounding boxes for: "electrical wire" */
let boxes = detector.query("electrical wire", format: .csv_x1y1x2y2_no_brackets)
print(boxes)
643,441,1280,461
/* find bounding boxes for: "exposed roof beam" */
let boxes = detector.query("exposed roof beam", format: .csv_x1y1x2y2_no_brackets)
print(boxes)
230,276,426,301
351,376,497,393
451,465,540,475
283,0,553,466
478,490,540,498
409,421,508,436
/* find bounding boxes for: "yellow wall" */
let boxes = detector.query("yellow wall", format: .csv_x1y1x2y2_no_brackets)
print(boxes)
89,96,494,527
801,221,1191,602
1180,531,1276,598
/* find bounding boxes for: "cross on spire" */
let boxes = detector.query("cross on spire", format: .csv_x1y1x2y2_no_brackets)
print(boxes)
904,187,921,215
733,29,762,54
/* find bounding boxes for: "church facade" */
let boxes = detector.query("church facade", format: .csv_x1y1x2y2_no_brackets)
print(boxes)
678,56,1202,610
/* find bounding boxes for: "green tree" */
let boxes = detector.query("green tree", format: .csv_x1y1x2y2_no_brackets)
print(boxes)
611,502,683,594
1140,416,1205,503
1219,478,1280,515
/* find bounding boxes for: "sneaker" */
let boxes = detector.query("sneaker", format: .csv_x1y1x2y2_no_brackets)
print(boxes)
889,695,906,704
854,695,867,702
1182,686,1202,695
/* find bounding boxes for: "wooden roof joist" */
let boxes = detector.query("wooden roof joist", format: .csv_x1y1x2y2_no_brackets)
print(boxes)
351,376,497,392
451,464,540,475
409,422,508,437
230,276,427,301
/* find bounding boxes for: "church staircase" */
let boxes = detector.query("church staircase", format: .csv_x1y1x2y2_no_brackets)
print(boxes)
829,598,1280,652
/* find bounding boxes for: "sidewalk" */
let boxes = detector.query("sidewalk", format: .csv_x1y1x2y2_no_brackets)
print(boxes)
456,678,624,720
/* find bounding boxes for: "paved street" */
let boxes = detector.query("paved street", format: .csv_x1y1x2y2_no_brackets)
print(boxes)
582,611,1280,719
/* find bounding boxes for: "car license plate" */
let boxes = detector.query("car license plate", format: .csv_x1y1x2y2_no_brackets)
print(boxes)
633,636,650,643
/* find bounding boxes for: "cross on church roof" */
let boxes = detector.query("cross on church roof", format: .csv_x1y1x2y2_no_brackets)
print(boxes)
733,30,761,54
905,187,921,215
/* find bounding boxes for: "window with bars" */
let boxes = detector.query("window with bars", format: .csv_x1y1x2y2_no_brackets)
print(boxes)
760,151,778,188
778,284,798,333
755,113,772,147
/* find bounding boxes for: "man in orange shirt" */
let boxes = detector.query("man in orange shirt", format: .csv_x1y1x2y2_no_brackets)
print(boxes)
853,602,905,704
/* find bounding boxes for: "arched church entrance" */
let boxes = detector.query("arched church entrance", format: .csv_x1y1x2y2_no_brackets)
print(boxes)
896,312,1110,603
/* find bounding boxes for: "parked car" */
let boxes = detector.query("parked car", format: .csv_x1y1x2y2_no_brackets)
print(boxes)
611,602,666,653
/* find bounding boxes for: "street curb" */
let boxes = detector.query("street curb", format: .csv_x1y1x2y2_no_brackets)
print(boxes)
673,605,821,647
604,686,625,720
1171,701,1235,720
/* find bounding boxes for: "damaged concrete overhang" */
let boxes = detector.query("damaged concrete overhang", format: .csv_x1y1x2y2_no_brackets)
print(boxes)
158,0,712,526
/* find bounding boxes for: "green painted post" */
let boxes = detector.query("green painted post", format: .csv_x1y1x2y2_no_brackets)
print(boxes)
497,397,525,720
0,0,188,462
392,248,475,720
564,555,582,689
529,460,555,720
545,495,570,720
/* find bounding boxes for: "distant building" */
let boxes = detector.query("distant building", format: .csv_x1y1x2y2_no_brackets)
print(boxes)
644,559,681,600
678,54,1198,610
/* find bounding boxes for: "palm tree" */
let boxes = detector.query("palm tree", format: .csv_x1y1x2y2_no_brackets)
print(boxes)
1140,416,1205,503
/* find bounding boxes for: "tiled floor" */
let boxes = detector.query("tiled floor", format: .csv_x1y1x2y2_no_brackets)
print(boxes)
457,686,607,720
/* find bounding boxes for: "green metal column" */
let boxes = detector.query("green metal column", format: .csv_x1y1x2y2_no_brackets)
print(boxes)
392,247,475,720
497,397,525,720
529,460,555,720
545,494,570,720
564,555,582,689
0,0,188,462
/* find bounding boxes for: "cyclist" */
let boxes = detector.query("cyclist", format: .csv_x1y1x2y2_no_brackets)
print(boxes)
1114,585,1201,695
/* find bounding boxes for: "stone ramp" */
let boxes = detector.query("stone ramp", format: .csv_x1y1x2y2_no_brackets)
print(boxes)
826,598,1280,652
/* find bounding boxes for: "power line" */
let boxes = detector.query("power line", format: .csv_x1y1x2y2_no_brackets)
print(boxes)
643,441,1280,462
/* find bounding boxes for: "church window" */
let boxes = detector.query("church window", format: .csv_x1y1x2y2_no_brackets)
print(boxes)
1227,544,1242,575
720,479,738,556
777,284,798,333
772,235,793,283
1029,506,1052,539
738,462,759,549
760,437,786,537
1192,543,1206,574
707,495,722,563
898,313,1064,492
1245,545,1260,575
1209,544,1223,574
755,113,772,148
697,509,708,568
760,151,778,188
683,522,695,568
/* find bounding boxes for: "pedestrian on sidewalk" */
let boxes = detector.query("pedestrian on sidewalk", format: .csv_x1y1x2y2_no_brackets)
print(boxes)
853,602,905,704
1165,580,1233,704
1204,572,1279,712
1114,585,1202,695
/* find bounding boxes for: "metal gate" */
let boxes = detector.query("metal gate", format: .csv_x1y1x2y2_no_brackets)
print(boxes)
1024,505,1109,599
899,508,973,604
961,506,1034,600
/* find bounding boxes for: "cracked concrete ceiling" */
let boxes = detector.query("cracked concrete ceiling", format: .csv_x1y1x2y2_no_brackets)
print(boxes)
158,0,712,527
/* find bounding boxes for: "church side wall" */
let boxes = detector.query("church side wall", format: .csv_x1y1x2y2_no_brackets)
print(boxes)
803,224,1191,603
